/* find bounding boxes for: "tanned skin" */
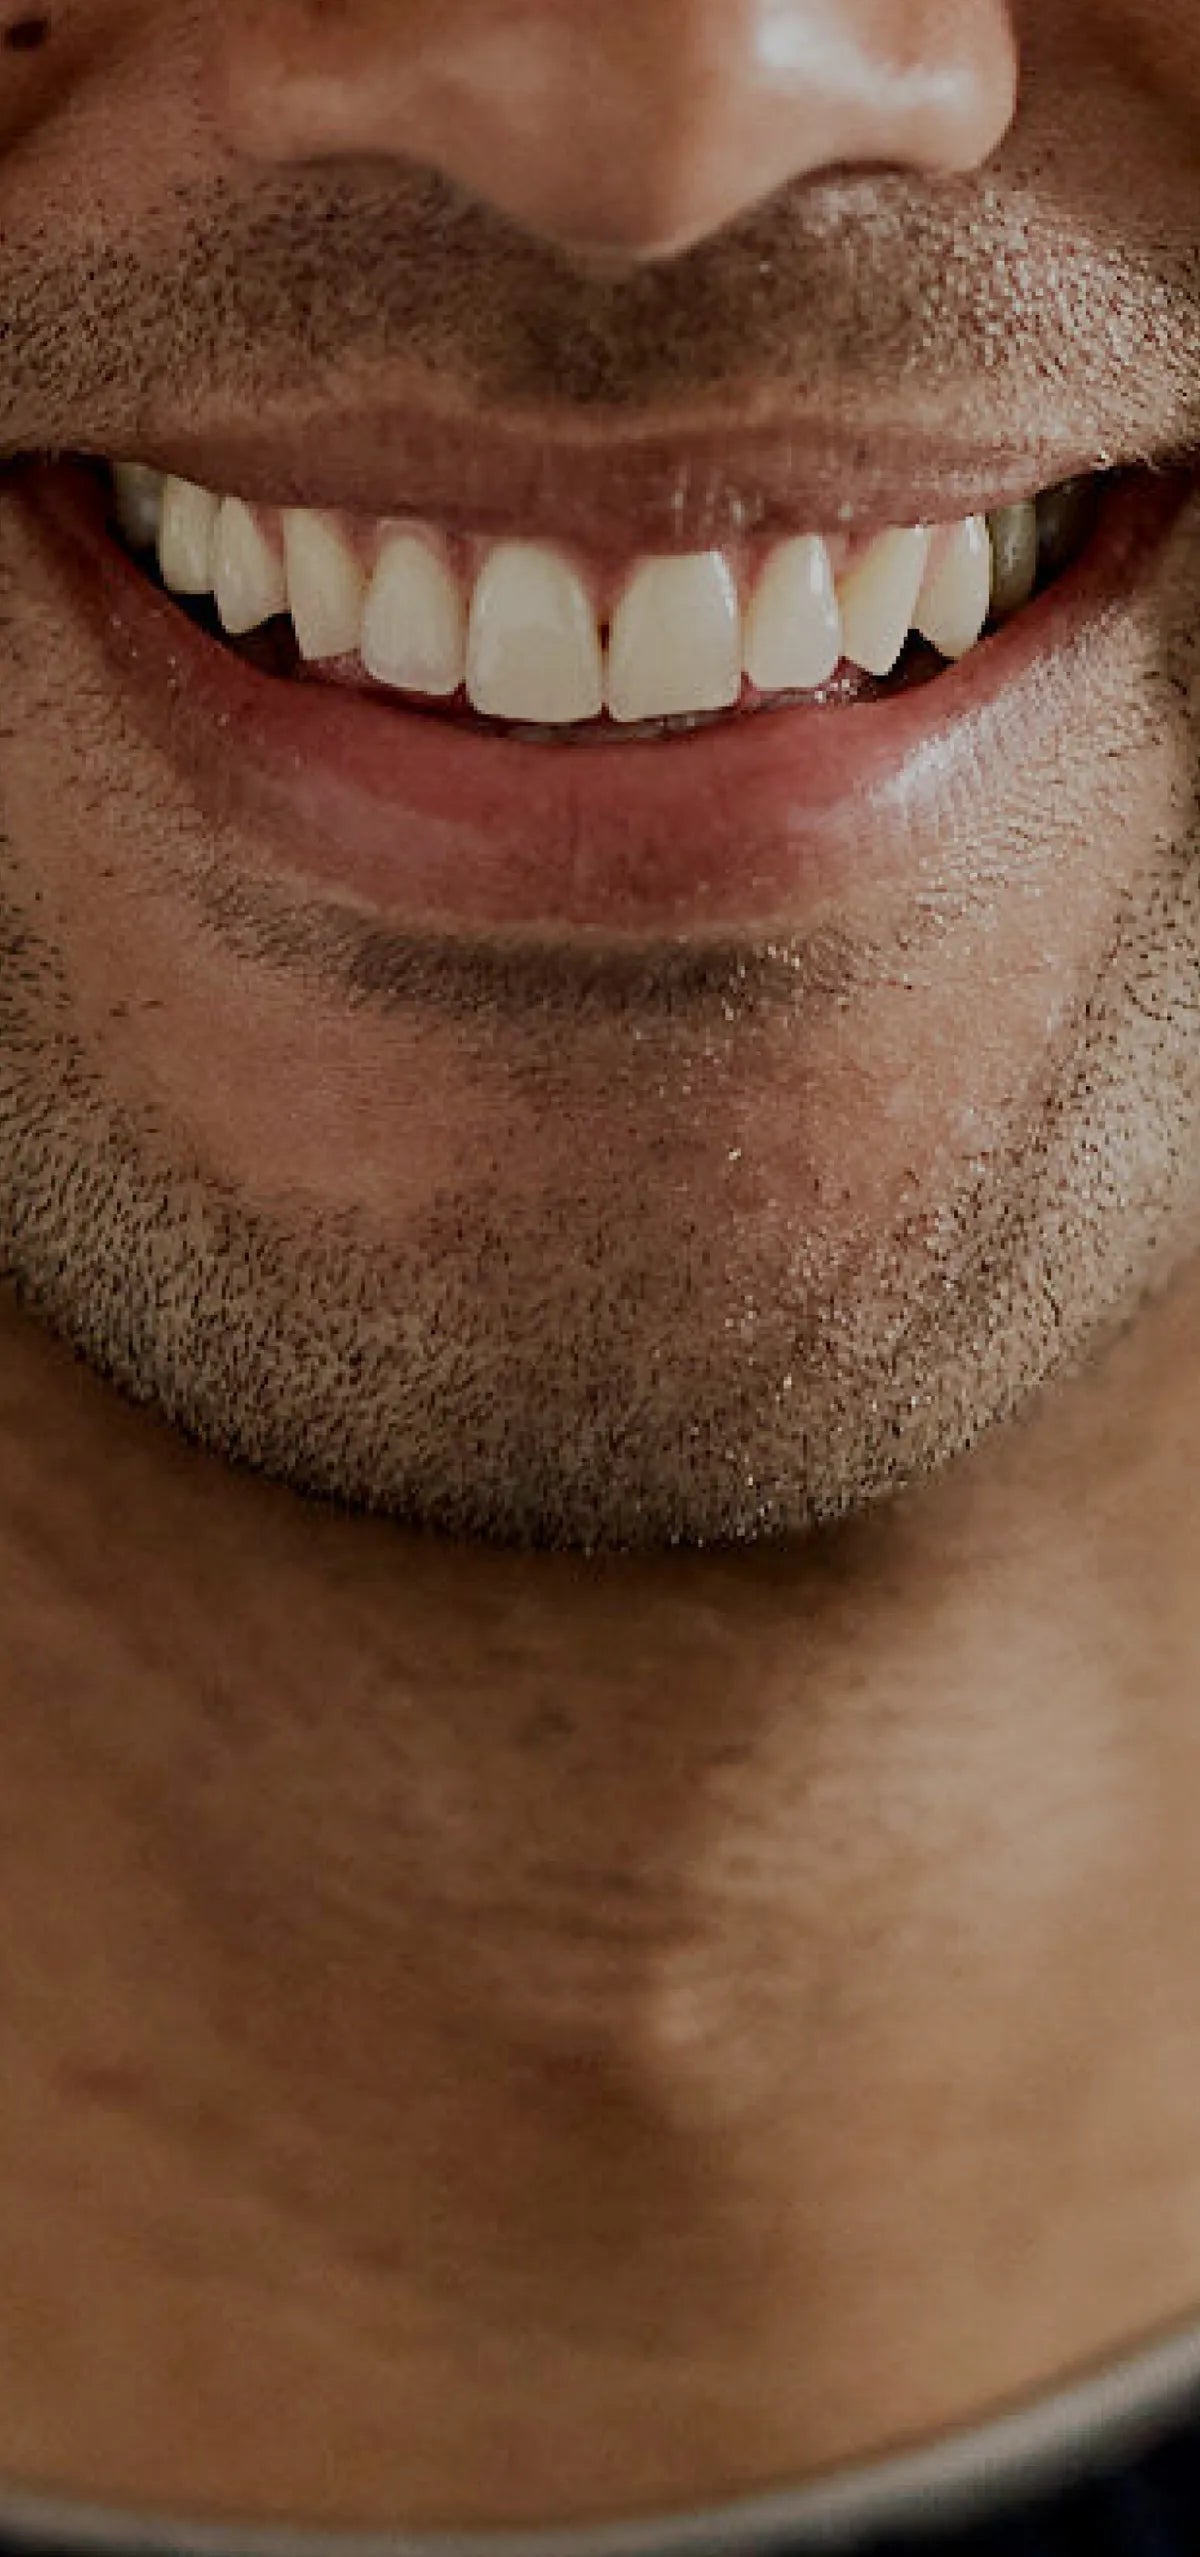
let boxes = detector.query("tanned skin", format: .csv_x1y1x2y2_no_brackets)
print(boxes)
0,0,1197,2532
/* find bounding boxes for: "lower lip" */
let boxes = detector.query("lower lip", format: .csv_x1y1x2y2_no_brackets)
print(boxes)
19,457,1196,937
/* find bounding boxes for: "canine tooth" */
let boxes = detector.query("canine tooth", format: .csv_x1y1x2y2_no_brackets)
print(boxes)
214,499,287,636
745,536,842,692
988,501,1038,616
158,477,220,595
466,542,602,724
607,554,741,724
363,532,467,697
283,511,366,661
913,515,991,659
113,462,162,549
837,526,931,677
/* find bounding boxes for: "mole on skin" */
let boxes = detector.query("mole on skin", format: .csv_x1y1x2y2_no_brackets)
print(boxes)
2,15,50,49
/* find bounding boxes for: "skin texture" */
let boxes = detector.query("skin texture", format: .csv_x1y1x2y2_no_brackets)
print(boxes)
0,0,1198,2533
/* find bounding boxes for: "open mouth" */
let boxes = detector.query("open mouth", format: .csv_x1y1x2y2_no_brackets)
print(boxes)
104,455,1106,744
18,444,1192,936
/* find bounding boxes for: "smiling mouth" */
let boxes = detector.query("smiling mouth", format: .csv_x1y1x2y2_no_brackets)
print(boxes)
18,440,1190,937
102,454,1106,743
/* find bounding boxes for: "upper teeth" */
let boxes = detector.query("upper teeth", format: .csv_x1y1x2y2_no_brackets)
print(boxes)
114,462,1044,729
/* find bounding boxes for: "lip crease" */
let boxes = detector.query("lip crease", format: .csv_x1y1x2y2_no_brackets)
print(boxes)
17,452,1196,939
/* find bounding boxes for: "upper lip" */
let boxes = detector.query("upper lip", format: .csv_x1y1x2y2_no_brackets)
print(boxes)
66,396,1190,552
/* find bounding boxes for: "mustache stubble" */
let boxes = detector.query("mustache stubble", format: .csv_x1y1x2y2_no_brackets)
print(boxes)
0,120,1197,469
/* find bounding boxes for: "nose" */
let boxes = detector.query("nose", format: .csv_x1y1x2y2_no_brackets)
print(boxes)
220,0,1019,263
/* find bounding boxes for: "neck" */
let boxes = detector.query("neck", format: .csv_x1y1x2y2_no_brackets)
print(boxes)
2,1264,1200,2533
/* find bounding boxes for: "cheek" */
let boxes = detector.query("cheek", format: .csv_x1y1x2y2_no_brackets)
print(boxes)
1082,0,1200,107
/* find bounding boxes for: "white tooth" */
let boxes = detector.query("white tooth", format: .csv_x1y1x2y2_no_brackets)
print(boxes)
214,498,287,636
912,515,992,660
745,536,842,692
113,462,163,550
362,531,467,697
837,526,932,678
607,553,742,725
465,542,602,725
283,510,366,662
988,500,1038,617
158,476,220,596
